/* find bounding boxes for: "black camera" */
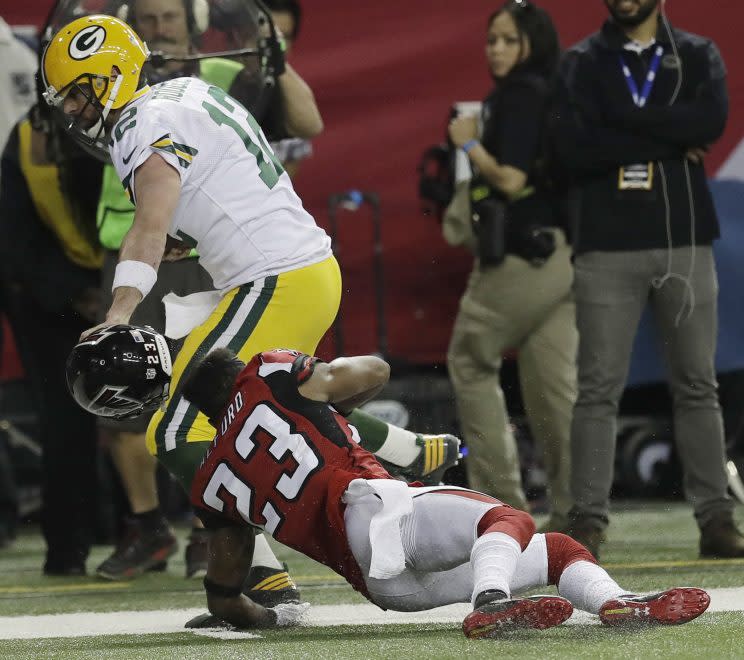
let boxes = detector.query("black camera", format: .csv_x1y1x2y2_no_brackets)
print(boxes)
510,224,556,266
473,198,556,267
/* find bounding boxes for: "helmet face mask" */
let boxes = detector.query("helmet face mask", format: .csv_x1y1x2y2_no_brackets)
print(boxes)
43,72,121,160
66,325,172,420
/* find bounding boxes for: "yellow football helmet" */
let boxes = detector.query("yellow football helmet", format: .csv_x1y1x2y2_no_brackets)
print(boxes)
42,14,149,110
41,14,150,159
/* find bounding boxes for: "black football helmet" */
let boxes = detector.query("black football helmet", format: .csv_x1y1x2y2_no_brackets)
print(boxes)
66,324,172,419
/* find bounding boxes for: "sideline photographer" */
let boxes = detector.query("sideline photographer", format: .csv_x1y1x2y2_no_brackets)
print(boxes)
445,0,576,532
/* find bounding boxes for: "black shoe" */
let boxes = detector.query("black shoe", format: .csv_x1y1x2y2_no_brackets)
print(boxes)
699,511,744,558
96,519,178,580
384,434,462,486
243,564,300,607
43,547,88,576
185,528,210,579
566,511,607,560
0,525,13,550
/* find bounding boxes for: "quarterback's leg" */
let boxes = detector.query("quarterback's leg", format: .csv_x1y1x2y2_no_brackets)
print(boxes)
148,259,343,604
348,410,461,485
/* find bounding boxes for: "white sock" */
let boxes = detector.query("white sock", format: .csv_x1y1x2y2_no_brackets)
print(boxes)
470,532,522,605
510,532,549,594
250,533,283,570
374,424,421,466
557,560,626,614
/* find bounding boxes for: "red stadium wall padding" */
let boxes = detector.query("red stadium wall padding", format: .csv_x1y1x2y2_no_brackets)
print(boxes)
0,315,25,382
6,0,743,364
291,0,744,363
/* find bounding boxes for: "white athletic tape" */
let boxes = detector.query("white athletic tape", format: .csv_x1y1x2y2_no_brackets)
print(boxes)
112,260,158,299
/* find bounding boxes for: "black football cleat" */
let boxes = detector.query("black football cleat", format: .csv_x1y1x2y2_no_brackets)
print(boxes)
396,434,462,485
243,564,301,607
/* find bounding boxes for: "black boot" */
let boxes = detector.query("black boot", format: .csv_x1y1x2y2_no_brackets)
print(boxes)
565,509,607,560
699,510,744,558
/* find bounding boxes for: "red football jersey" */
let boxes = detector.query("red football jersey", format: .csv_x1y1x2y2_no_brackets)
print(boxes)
190,349,392,599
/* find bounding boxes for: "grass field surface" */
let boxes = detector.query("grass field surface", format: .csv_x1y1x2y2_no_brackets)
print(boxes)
0,501,742,658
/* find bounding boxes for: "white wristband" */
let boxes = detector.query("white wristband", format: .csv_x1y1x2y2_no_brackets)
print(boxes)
112,260,158,299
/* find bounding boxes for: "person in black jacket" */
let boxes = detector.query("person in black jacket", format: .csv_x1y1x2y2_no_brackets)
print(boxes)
553,0,743,558
0,112,103,574
446,0,577,532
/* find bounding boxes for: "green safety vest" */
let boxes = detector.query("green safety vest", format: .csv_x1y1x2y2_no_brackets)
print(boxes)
96,58,243,249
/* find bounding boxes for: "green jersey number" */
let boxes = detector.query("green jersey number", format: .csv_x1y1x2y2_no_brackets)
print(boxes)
112,107,137,143
202,86,284,189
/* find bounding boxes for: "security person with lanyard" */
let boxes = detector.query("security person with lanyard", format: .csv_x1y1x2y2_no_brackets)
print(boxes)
553,0,744,559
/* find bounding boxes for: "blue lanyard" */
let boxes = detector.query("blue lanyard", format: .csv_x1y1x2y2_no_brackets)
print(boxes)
619,44,664,108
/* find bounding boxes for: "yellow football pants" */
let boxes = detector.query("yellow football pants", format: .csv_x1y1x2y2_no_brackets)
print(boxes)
146,256,341,488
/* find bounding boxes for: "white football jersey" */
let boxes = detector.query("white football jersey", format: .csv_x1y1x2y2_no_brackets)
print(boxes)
109,77,331,292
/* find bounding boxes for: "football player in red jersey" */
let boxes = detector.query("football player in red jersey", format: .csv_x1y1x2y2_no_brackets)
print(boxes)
181,347,711,637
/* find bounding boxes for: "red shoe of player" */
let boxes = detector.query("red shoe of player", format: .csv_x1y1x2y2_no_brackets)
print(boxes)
463,594,574,639
599,588,710,627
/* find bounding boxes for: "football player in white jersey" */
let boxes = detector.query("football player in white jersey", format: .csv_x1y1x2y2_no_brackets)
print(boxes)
81,0,325,585
41,15,460,523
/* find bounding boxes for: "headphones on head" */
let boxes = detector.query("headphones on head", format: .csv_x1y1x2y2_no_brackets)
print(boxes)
113,0,210,38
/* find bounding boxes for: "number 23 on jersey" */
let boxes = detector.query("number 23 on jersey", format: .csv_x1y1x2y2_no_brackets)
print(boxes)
201,398,322,535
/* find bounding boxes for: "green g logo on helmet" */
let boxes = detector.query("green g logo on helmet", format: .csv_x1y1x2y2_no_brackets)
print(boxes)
68,24,107,60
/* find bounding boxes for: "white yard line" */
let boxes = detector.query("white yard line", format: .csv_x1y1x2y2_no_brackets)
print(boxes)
1,587,743,641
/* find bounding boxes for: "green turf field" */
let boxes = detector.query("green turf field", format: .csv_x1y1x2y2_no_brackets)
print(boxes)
1,501,742,658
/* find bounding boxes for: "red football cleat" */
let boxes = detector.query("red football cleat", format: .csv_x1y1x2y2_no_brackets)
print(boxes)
599,587,710,627
463,595,574,639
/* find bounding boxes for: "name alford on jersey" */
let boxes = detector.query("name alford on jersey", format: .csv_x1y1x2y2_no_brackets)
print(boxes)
219,390,245,437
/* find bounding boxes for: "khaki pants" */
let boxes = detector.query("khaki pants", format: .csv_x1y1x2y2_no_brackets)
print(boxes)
447,229,577,517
